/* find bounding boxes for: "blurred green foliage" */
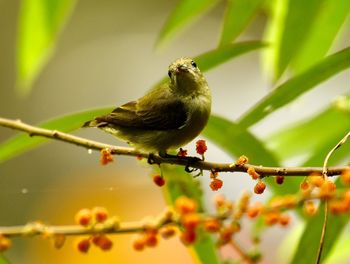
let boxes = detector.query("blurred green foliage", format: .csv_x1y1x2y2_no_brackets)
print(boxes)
17,0,76,95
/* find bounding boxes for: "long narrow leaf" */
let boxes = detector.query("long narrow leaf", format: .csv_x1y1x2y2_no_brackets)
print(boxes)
17,0,76,95
156,0,220,47
291,194,349,264
239,46,350,128
267,96,350,161
0,108,112,163
219,0,264,46
263,0,324,80
292,0,350,73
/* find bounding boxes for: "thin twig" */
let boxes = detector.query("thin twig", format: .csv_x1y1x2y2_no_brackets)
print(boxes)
0,221,169,237
230,239,254,264
0,118,349,177
316,131,350,264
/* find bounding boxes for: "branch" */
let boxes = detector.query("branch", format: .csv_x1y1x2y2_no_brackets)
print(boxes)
0,117,349,176
316,131,350,264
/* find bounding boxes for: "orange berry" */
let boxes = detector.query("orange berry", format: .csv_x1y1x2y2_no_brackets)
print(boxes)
160,226,176,239
175,196,197,215
214,194,226,208
219,226,234,245
300,181,310,190
276,176,285,185
343,189,350,202
196,140,207,155
210,178,223,191
264,212,280,226
279,214,291,226
136,155,143,161
330,200,346,215
320,180,336,199
132,236,146,251
181,213,200,230
304,201,317,216
254,181,266,194
98,236,113,251
92,207,108,223
145,233,158,247
0,236,11,252
308,175,324,187
180,230,196,245
177,148,188,157
247,202,263,218
203,218,221,233
100,148,113,165
153,175,165,187
341,169,350,184
75,208,92,226
247,167,259,180
235,155,249,166
76,238,90,253
282,195,298,209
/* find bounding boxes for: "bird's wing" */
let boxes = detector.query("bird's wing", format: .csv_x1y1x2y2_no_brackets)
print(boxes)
96,98,188,130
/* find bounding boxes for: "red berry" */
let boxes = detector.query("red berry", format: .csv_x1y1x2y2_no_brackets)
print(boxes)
177,148,188,157
92,207,108,223
180,230,196,245
75,208,92,226
254,181,266,194
100,148,113,165
153,175,165,187
196,140,207,155
276,176,284,185
77,239,90,253
132,236,146,251
210,178,223,191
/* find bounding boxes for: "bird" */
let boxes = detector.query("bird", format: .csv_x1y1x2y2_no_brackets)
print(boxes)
83,57,211,157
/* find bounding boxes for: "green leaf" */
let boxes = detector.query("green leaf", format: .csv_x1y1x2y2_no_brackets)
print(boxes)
265,96,350,194
0,108,112,163
0,255,9,264
219,0,264,46
263,0,325,79
1,42,264,163
204,115,278,165
202,115,300,195
291,199,349,264
292,0,350,73
267,97,350,162
195,41,266,71
160,165,221,263
326,234,350,264
239,46,350,128
156,0,220,47
17,0,76,95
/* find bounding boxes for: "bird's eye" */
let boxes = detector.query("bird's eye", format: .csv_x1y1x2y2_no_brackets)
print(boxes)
191,61,197,68
168,70,172,78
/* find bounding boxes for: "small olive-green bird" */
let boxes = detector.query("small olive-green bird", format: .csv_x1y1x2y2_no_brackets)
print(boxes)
84,57,211,155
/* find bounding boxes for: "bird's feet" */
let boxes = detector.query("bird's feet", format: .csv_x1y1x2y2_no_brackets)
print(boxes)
158,151,201,163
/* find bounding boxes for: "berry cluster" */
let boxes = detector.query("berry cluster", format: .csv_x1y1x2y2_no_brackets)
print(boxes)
75,207,119,253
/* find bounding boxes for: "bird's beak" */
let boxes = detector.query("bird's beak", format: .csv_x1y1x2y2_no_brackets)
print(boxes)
177,65,188,73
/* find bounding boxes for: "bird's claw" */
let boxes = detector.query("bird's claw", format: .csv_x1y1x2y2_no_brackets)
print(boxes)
147,153,156,164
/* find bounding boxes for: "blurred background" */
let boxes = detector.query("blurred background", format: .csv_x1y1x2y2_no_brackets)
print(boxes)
0,0,349,263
